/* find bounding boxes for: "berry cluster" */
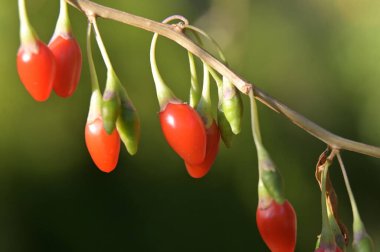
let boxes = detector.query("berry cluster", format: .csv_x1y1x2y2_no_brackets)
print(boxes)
16,1,375,251
17,0,81,101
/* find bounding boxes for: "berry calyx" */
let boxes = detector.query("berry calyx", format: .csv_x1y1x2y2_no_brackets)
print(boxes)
185,120,220,178
101,70,121,134
217,106,234,148
116,86,141,156
221,76,243,135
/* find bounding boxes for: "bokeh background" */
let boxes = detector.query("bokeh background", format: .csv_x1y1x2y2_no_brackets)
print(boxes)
1,0,380,251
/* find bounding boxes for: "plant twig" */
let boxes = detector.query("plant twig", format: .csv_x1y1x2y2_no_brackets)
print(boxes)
65,0,380,158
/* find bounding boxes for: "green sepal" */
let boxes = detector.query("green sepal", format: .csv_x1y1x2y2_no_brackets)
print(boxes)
221,76,243,135
217,106,234,148
257,143,285,204
18,0,38,48
260,169,285,204
87,90,102,123
196,62,213,128
102,70,121,134
353,230,375,252
327,207,346,250
116,87,141,156
150,33,180,109
318,160,338,249
188,52,201,108
51,0,71,41
315,235,321,249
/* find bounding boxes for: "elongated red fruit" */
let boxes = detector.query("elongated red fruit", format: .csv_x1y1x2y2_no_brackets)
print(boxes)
256,199,297,252
49,35,82,97
185,120,220,178
85,117,120,173
159,103,207,164
17,40,55,101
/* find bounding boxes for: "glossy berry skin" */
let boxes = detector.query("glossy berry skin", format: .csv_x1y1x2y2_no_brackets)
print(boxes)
257,200,297,252
49,35,82,97
85,117,120,173
159,103,207,164
17,40,55,101
185,120,220,178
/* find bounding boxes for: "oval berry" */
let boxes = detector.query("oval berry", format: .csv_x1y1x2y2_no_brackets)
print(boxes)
17,40,55,101
49,35,82,97
256,199,297,252
159,103,207,164
85,117,120,173
185,120,220,178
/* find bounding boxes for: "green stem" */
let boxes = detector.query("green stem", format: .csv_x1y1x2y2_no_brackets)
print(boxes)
201,61,211,106
149,32,178,108
52,0,71,38
184,25,227,64
197,61,213,127
208,66,222,89
337,152,365,233
92,18,113,71
249,89,263,146
86,21,100,92
188,51,200,108
18,0,37,45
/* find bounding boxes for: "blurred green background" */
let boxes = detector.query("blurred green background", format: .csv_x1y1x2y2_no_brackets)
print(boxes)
1,0,380,251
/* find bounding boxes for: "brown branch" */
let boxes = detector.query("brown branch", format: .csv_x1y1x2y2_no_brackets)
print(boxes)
65,0,380,158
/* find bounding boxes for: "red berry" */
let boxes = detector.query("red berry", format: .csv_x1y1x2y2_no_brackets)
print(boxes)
185,120,220,178
17,40,55,101
85,117,120,173
49,35,82,97
256,199,297,252
159,103,207,164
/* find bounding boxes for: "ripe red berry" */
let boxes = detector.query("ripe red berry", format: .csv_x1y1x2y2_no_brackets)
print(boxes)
85,117,120,172
185,120,220,178
49,35,82,97
159,103,207,164
256,199,297,252
17,40,55,101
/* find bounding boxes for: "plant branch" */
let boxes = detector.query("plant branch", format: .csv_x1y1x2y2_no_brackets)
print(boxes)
65,0,380,158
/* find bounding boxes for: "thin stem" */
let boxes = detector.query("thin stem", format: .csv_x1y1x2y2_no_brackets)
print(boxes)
86,21,100,92
201,61,211,104
206,65,223,105
149,16,186,108
249,89,263,145
91,17,113,71
65,0,380,158
185,25,227,64
53,0,71,38
188,52,199,108
208,66,222,89
336,152,364,232
18,0,37,45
